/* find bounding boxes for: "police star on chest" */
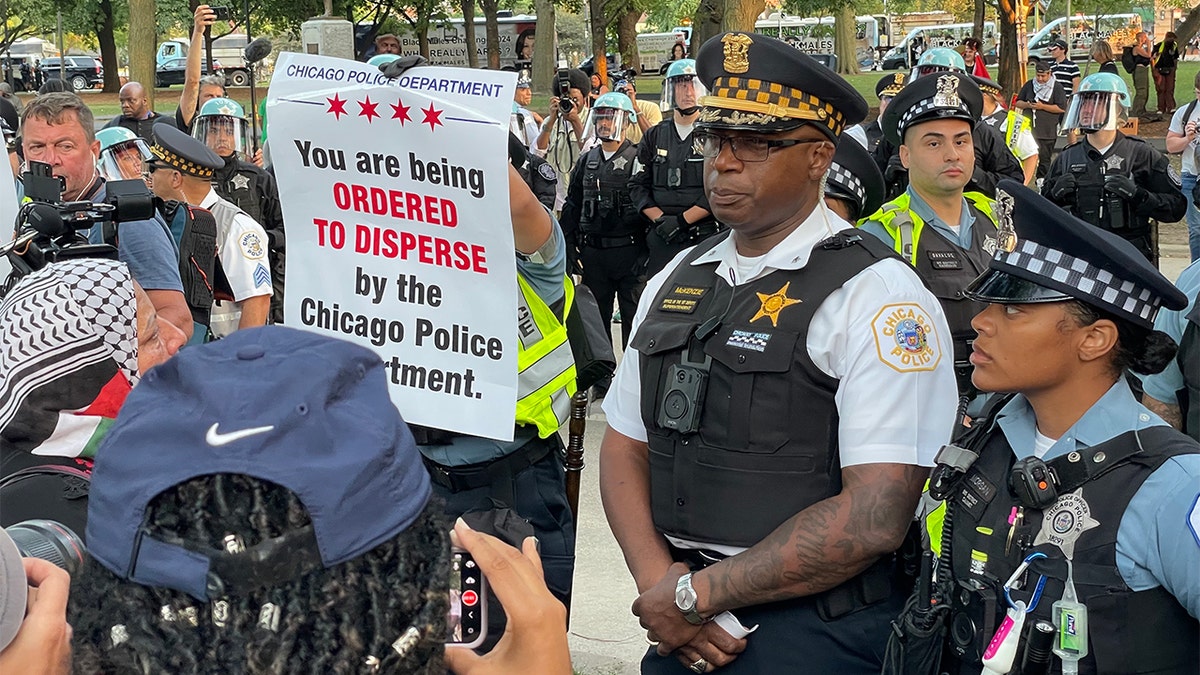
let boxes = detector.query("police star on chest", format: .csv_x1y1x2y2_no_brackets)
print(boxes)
1102,154,1124,172
231,174,252,191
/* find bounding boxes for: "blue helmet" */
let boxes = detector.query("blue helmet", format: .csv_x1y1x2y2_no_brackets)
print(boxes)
1064,72,1131,133
661,59,707,113
913,47,966,78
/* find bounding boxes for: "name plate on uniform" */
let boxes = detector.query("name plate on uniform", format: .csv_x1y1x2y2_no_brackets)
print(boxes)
927,250,962,270
659,285,710,313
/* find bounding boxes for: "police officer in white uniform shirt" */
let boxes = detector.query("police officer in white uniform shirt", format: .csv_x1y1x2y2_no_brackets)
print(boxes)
147,125,272,339
599,32,958,675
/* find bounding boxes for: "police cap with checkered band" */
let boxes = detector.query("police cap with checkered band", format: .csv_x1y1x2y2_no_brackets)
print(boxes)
826,136,884,221
694,32,867,139
881,71,982,146
964,180,1187,328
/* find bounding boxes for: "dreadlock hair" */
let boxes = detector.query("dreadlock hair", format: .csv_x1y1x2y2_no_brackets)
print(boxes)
1064,300,1178,376
69,474,451,675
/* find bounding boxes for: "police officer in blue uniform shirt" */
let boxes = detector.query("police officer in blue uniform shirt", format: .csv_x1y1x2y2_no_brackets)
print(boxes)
601,33,959,674
859,73,1000,396
1042,73,1186,266
930,180,1199,674
1142,259,1200,440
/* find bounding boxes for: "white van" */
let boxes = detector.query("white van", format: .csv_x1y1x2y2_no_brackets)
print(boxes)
754,14,884,69
1026,14,1142,63
880,22,997,70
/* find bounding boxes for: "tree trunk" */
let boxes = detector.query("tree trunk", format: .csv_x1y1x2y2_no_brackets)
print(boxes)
617,7,640,73
996,0,1029,97
532,0,556,93
128,0,156,105
589,0,606,83
723,0,765,32
481,0,500,69
973,0,985,43
1174,5,1200,48
462,0,478,68
835,4,859,75
96,0,120,93
691,0,723,57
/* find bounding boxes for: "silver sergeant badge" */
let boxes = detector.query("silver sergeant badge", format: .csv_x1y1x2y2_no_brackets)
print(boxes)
934,74,961,109
994,189,1018,254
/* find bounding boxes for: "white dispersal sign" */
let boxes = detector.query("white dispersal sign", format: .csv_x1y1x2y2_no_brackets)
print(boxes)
268,54,519,440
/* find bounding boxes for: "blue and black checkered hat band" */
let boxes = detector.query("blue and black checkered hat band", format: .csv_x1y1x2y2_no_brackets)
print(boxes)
997,239,1158,323
898,97,975,136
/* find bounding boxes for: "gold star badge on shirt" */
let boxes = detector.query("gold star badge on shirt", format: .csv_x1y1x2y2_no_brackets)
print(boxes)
750,282,801,327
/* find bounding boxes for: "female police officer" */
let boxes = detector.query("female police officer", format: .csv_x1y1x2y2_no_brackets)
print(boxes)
931,179,1199,674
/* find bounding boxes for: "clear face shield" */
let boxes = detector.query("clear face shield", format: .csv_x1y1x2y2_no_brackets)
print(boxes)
660,75,708,113
585,107,633,142
193,114,251,159
98,139,152,182
1063,91,1126,133
911,64,952,80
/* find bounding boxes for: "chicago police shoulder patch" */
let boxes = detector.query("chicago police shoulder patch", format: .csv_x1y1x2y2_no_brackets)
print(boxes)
240,232,266,260
537,161,557,182
1168,164,1183,189
871,303,942,373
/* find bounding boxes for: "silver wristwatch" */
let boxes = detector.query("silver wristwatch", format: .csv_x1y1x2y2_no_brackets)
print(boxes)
674,573,707,625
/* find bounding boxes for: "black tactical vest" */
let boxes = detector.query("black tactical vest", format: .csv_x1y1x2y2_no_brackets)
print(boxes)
649,120,707,214
1180,304,1199,441
163,200,218,328
943,422,1199,674
580,142,641,236
213,156,265,227
912,206,996,366
1055,138,1144,239
632,230,897,547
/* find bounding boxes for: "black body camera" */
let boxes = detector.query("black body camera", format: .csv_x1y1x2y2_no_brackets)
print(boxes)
658,352,710,434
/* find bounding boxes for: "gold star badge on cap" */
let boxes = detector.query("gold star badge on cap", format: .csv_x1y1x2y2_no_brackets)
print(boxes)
751,282,801,327
721,33,753,74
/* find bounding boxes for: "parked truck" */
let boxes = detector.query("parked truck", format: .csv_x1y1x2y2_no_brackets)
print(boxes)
156,33,251,87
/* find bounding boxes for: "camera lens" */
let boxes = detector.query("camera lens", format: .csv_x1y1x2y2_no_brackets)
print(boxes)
5,519,86,576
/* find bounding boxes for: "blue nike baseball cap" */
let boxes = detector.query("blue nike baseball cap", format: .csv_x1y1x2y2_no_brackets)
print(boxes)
86,326,431,601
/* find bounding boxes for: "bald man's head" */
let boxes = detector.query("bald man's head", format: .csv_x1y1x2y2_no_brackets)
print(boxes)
119,82,150,120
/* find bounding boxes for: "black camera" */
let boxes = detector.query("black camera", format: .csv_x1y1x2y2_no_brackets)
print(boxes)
949,580,1002,665
555,68,574,112
210,5,232,20
658,361,709,434
1,161,155,292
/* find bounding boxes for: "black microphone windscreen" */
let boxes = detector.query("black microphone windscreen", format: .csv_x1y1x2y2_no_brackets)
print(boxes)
244,37,272,64
26,203,66,238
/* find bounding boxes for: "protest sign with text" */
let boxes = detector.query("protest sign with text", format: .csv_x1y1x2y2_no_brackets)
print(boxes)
268,54,518,440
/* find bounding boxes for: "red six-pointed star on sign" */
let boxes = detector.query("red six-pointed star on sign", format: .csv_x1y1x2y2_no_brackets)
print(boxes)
326,93,348,120
358,95,380,122
391,98,412,126
421,103,444,131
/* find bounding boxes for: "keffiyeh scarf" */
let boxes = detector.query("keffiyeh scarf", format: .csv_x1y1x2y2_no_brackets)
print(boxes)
0,259,138,466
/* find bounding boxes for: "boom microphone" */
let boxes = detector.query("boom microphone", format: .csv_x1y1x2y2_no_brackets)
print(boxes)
244,37,273,65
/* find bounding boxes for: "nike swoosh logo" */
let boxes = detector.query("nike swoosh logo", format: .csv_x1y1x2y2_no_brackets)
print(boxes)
205,423,275,446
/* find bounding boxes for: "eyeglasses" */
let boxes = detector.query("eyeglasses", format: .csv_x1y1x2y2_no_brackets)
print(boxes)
693,131,826,162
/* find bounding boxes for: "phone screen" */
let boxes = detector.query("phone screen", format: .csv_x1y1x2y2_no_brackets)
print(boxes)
445,549,487,647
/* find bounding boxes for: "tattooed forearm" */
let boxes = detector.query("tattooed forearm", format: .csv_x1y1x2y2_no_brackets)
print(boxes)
1142,394,1183,431
695,464,928,613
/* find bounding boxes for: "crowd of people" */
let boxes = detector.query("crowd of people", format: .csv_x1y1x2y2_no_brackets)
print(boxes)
0,11,1198,675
